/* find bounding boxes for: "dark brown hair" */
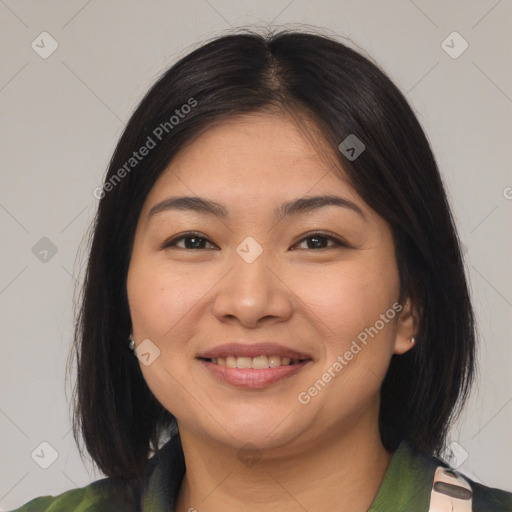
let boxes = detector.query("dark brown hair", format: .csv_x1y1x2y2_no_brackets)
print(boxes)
69,28,476,484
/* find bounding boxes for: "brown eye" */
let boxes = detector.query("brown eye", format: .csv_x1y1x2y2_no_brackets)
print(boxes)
162,231,217,250
292,232,347,251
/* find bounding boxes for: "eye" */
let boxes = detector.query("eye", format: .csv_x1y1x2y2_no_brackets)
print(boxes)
162,231,217,250
292,231,348,250
161,230,348,251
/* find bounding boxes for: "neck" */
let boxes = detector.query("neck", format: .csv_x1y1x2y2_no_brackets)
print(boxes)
175,417,392,512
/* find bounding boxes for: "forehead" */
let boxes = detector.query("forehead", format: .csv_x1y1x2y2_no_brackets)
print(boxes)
141,112,361,213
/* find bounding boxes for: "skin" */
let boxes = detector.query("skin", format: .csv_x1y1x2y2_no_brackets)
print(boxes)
126,110,419,512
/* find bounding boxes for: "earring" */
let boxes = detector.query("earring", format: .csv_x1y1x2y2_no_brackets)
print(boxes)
409,336,416,344
128,335,136,351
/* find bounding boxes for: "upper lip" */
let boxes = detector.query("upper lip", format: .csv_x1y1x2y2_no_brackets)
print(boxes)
197,342,313,361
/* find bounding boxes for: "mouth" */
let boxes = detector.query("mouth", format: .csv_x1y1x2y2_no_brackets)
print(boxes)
196,342,313,388
197,341,313,363
199,358,312,388
198,355,310,368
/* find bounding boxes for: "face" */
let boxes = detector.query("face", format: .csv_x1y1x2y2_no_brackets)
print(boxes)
126,111,415,455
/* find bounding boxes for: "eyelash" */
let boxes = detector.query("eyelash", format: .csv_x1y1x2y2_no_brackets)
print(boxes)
162,230,348,251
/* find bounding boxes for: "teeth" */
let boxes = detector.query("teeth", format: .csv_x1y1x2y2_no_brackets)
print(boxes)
268,355,280,368
210,355,302,368
252,355,268,369
235,356,252,369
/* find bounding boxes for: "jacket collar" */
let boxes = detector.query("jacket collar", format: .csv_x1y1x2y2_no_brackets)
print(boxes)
141,434,185,511
368,439,443,511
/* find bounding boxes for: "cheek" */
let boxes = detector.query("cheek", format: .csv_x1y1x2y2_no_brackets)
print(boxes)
127,258,205,417
127,257,209,339
296,259,400,358
292,263,400,418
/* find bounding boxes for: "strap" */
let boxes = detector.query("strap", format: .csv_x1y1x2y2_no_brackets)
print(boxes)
428,466,473,511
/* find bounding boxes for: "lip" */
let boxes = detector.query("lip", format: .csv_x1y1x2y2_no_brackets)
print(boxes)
197,342,313,360
200,359,312,388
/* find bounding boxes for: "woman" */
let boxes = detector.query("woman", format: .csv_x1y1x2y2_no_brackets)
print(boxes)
10,29,512,512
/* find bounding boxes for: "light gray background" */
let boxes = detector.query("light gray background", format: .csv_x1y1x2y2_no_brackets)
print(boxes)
1,0,511,509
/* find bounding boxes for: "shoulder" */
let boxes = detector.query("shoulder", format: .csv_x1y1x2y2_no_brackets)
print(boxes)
371,439,512,512
6,477,139,512
427,449,512,512
465,477,512,512
7,434,185,512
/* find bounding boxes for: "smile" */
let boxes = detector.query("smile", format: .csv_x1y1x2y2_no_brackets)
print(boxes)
198,357,312,388
203,355,307,368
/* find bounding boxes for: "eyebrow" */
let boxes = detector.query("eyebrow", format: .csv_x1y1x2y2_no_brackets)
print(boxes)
146,194,367,225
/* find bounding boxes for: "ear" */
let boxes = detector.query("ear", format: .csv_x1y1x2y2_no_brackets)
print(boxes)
393,296,421,355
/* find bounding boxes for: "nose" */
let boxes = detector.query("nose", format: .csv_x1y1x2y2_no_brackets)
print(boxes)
210,249,293,329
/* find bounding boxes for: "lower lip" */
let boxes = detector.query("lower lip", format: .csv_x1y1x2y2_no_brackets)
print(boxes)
200,359,311,388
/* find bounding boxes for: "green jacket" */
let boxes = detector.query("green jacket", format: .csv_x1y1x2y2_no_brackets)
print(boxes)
8,435,512,511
